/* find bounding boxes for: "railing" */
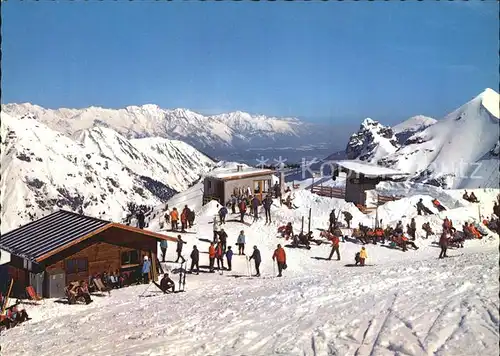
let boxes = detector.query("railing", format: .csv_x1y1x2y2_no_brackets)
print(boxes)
311,186,345,199
376,194,404,205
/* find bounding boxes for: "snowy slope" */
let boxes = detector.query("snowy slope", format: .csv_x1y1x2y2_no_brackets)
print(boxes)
0,113,215,233
2,182,499,356
345,118,400,162
392,115,437,145
1,103,332,156
75,127,214,192
379,88,500,189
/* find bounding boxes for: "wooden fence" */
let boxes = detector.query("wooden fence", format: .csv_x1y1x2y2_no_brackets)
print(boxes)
311,186,345,199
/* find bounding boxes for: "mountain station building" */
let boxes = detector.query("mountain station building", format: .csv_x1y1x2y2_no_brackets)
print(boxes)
202,166,276,205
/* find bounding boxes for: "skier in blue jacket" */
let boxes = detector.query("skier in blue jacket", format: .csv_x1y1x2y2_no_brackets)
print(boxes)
226,246,234,271
142,255,151,284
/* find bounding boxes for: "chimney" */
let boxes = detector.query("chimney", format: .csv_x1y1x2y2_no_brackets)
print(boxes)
237,165,243,172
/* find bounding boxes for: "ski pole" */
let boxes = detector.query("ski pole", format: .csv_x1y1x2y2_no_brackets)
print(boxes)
273,261,276,276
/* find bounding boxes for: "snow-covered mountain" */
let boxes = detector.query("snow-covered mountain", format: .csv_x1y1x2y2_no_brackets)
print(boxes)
380,88,499,189
326,88,499,189
0,113,215,233
345,118,400,161
392,115,437,145
1,103,335,159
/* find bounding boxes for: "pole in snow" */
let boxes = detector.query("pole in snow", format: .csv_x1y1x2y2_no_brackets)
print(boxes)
308,208,312,233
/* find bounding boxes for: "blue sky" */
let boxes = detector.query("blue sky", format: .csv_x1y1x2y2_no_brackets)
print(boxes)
2,1,498,125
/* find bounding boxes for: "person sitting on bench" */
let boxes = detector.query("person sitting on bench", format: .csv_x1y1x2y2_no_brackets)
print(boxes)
155,273,175,293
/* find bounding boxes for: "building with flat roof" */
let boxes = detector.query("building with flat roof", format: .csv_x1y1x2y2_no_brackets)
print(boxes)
203,165,276,205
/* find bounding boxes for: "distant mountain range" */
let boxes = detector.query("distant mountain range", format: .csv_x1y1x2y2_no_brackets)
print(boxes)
1,103,339,162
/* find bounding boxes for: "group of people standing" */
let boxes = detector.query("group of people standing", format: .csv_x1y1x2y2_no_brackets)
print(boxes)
163,205,196,232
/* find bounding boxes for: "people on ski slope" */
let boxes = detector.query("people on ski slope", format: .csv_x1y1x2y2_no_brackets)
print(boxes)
170,208,179,231
141,255,151,284
160,239,168,262
188,209,195,228
136,210,145,229
219,205,228,225
408,218,417,240
416,198,434,216
190,246,200,274
439,231,449,258
422,222,434,239
251,196,260,221
237,230,246,255
272,244,287,277
395,221,404,234
218,228,228,253
231,195,237,214
208,242,216,272
249,245,262,277
175,235,186,263
329,209,337,231
342,211,353,229
262,195,273,223
180,206,190,232
213,216,220,242
354,251,361,266
432,199,447,212
158,273,175,293
238,199,247,223
359,247,367,266
215,242,224,270
226,246,234,271
327,232,340,260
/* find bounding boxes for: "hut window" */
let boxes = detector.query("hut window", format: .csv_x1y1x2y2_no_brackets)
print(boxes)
65,258,88,274
121,250,140,265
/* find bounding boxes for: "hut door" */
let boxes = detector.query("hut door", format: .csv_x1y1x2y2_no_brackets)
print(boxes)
48,271,65,298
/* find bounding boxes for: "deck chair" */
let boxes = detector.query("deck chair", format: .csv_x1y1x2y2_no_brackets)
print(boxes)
93,278,111,296
26,286,42,301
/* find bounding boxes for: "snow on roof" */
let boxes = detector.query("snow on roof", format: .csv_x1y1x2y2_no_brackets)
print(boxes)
334,160,408,177
208,167,276,180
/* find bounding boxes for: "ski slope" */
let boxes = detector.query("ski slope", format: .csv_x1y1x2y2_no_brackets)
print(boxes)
2,183,499,356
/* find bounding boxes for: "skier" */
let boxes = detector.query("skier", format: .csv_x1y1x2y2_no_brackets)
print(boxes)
219,228,228,253
238,199,247,223
422,222,433,239
463,190,470,201
156,273,175,293
190,246,200,274
181,206,190,232
432,199,446,212
237,230,246,255
342,211,353,229
272,244,287,277
359,247,367,266
208,242,216,272
231,195,237,214
188,209,195,228
170,208,179,231
439,231,449,258
251,196,260,221
273,182,280,199
213,216,220,242
219,205,228,225
141,255,151,283
409,218,417,240
263,194,273,223
137,210,145,229
442,217,452,233
215,242,224,270
329,209,337,230
160,239,168,262
327,233,340,261
226,246,234,271
469,192,479,203
175,235,186,263
354,251,361,266
395,221,404,234
249,245,262,277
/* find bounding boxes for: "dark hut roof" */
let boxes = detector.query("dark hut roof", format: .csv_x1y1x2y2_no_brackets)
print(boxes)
0,210,111,262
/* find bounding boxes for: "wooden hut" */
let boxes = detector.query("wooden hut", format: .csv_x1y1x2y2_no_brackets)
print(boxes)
0,210,177,298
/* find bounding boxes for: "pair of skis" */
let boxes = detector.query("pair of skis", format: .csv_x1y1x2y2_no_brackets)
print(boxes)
178,261,187,292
